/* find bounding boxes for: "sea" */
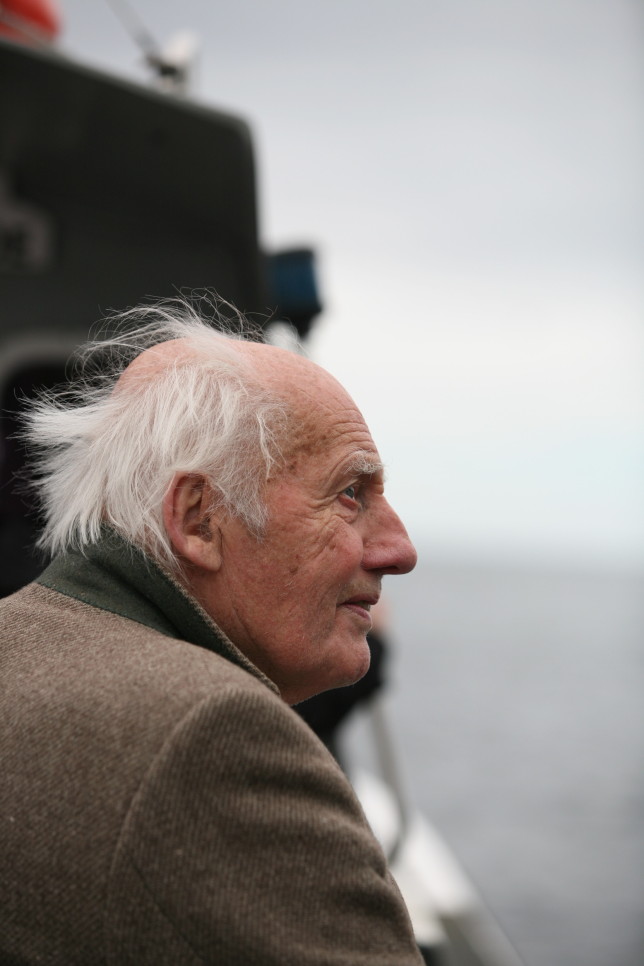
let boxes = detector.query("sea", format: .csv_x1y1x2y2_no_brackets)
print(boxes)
341,556,644,966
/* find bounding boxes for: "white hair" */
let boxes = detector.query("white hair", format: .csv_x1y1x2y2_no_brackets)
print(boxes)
21,297,289,574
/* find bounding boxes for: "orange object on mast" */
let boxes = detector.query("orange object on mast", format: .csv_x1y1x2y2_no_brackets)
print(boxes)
0,0,62,43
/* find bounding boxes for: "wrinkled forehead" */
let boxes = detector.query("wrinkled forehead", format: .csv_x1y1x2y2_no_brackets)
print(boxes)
286,381,373,454
265,355,382,473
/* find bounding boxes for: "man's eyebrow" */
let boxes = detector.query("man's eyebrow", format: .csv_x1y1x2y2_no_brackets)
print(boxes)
346,453,386,479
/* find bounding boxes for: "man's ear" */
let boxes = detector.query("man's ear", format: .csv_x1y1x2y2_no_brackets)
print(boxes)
162,472,223,572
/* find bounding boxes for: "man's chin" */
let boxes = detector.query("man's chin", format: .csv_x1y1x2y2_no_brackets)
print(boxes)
336,636,372,688
282,634,371,705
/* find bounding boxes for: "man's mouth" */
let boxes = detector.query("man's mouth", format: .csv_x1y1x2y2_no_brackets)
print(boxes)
339,595,378,622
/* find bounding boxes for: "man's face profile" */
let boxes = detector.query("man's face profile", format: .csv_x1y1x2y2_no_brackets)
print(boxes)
201,348,417,705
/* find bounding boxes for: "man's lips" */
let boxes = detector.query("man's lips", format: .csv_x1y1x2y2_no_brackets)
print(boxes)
338,594,379,622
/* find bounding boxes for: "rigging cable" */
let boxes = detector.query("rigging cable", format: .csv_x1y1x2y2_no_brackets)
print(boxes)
102,0,161,61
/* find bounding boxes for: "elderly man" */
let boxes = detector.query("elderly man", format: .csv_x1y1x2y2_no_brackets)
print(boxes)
0,300,422,965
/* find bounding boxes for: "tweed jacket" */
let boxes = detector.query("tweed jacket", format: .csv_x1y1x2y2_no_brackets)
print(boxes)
0,531,423,965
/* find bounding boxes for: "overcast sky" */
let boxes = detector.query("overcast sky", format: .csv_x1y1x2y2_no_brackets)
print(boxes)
58,0,644,567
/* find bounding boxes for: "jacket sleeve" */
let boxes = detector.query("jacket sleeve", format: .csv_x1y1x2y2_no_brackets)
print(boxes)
105,682,424,966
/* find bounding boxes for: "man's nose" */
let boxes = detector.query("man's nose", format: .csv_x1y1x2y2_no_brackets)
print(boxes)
363,500,417,575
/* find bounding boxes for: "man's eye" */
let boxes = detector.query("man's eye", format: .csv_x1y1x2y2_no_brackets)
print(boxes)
342,485,358,501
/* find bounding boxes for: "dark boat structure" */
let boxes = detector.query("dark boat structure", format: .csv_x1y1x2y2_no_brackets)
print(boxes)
0,18,524,966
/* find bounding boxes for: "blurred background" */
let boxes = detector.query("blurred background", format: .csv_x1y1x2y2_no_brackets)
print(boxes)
3,2,644,964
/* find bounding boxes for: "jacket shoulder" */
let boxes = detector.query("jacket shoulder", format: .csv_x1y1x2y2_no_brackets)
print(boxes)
107,685,422,966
